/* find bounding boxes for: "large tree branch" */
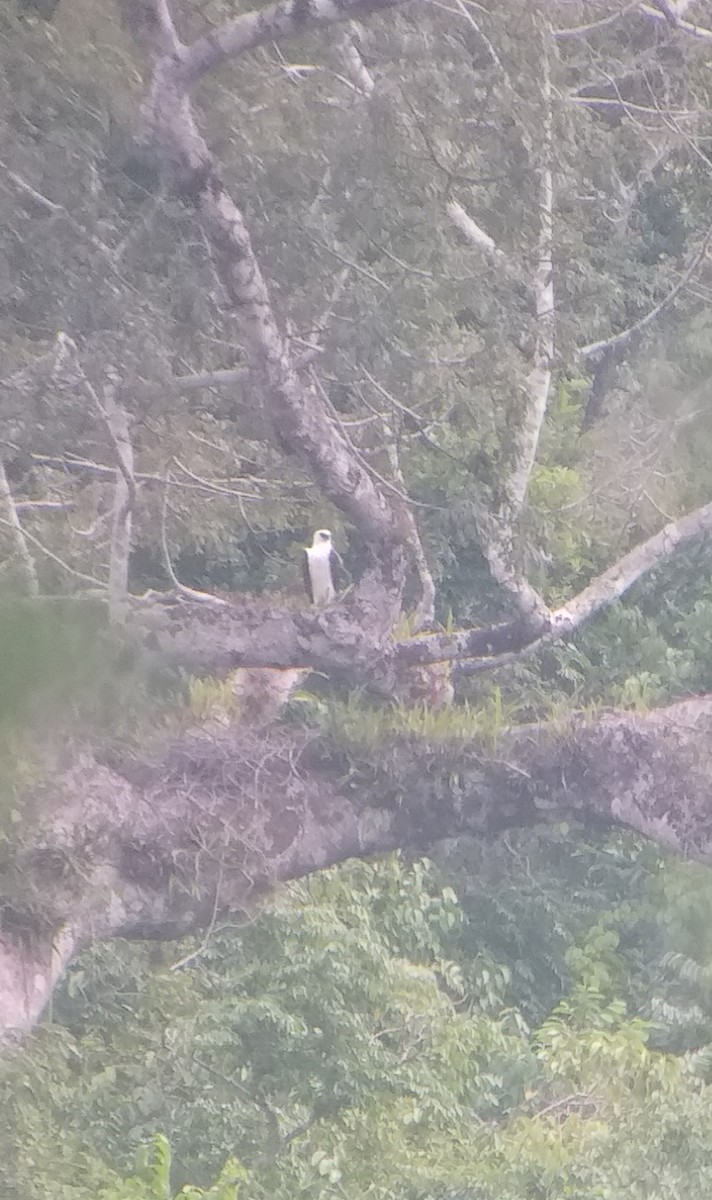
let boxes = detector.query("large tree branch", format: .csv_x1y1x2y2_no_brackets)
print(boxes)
178,0,404,84
5,694,712,1041
397,494,712,669
114,487,710,696
121,0,414,638
118,492,712,680
507,33,554,517
450,26,554,623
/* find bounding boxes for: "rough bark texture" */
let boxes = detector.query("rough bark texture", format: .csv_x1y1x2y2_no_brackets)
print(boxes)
4,696,712,1042
121,0,413,643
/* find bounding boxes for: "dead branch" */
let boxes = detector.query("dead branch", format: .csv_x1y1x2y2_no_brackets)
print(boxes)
579,223,712,361
0,457,39,597
176,0,404,84
638,2,712,42
392,494,712,672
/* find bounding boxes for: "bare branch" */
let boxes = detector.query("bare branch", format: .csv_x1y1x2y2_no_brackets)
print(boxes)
392,495,712,673
468,24,554,621
340,28,375,96
447,200,503,259
553,3,640,39
176,0,404,85
638,1,712,42
122,346,325,407
381,418,436,628
0,458,39,597
15,500,75,512
2,165,63,215
8,688,712,1037
579,224,712,360
552,497,712,635
90,388,136,618
508,30,554,515
0,517,105,588
128,364,248,404
160,474,228,606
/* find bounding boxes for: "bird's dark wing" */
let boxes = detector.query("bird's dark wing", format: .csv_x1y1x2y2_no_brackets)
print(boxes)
301,551,314,604
329,548,345,594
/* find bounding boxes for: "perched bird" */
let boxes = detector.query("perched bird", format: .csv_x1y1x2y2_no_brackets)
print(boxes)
302,529,343,606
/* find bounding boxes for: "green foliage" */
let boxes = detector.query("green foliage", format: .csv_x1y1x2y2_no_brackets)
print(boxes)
0,599,105,725
319,687,521,762
96,1136,248,1200
6,845,712,1199
186,676,238,722
7,3,712,1198
0,596,186,841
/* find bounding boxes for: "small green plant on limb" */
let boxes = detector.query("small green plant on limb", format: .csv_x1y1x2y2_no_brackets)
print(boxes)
98,1134,249,1200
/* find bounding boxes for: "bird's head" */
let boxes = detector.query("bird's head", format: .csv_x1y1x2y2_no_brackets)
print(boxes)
313,529,332,546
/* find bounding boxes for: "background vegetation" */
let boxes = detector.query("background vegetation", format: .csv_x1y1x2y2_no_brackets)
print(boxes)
5,0,712,1194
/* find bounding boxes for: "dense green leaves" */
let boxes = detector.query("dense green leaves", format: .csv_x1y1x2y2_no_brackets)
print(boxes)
4,847,712,1199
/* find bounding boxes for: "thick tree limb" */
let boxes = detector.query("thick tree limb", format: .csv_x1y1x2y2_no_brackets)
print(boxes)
397,494,712,668
176,0,403,85
118,491,712,680
507,30,554,517
447,201,504,260
122,0,413,638
551,497,712,633
450,26,554,622
5,694,712,1041
339,28,375,95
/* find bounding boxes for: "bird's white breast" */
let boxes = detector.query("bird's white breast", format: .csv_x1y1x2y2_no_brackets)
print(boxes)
306,544,335,604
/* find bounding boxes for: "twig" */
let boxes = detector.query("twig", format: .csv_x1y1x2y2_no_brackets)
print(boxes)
579,224,712,360
93,389,136,617
30,453,266,500
160,474,227,606
0,516,104,588
0,458,39,596
307,234,391,290
170,861,223,970
310,369,448,510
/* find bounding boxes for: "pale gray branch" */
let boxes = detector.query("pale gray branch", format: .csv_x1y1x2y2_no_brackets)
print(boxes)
473,25,554,619
552,497,712,635
579,225,712,360
0,517,105,588
0,457,39,597
381,418,436,628
638,1,712,41
447,200,503,258
508,29,554,515
92,389,136,619
401,495,712,674
178,0,403,85
340,29,375,95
